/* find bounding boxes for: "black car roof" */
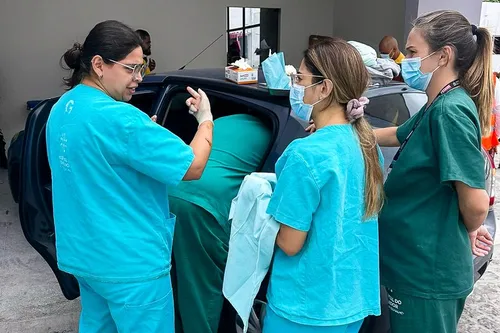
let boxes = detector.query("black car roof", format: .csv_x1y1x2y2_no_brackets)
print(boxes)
141,68,421,105
142,68,290,105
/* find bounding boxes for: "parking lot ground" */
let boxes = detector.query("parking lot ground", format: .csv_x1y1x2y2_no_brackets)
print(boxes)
0,169,499,332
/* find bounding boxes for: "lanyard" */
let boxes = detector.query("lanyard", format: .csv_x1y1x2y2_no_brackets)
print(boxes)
388,80,460,172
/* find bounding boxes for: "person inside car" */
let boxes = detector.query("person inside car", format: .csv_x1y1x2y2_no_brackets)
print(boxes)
262,37,384,333
46,20,213,333
136,29,156,74
168,113,271,333
375,10,493,333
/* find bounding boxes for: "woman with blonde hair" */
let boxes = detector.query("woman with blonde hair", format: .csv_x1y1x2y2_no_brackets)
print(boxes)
375,10,493,332
263,37,384,332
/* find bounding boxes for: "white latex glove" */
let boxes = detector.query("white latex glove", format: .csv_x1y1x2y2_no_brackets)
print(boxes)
185,86,213,126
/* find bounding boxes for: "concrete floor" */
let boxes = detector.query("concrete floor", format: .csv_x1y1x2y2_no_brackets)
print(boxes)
0,168,499,332
0,170,80,333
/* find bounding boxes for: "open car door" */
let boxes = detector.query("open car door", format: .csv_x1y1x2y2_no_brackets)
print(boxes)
18,97,80,300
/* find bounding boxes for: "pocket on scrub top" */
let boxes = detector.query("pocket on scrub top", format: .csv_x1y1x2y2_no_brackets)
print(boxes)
153,213,176,260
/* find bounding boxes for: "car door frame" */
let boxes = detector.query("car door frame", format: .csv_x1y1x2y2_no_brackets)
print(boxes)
18,97,81,300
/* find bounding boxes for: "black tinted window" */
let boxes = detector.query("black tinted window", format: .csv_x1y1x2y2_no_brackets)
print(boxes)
364,94,409,128
128,91,157,116
161,88,273,144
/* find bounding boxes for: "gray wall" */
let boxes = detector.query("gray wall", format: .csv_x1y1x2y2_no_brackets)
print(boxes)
0,0,334,144
332,0,483,59
332,0,406,53
417,0,483,24
405,0,420,43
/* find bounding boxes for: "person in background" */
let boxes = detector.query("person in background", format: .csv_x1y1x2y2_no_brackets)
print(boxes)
263,37,384,333
169,113,271,333
375,10,494,332
227,39,241,64
378,36,405,82
136,29,156,74
47,20,213,332
379,35,405,64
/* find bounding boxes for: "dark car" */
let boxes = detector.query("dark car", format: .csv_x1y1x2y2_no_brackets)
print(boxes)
8,68,496,333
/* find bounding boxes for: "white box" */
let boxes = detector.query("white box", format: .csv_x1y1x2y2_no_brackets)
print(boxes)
225,66,258,85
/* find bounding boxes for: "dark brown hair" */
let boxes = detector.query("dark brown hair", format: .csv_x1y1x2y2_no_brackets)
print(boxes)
60,20,142,89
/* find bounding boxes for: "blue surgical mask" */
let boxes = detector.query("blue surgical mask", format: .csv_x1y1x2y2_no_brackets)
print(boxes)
289,82,323,122
380,53,391,59
401,52,440,91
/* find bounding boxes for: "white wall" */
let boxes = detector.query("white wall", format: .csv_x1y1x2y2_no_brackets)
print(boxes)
332,0,406,53
481,2,500,36
418,0,483,24
481,2,500,72
0,0,334,144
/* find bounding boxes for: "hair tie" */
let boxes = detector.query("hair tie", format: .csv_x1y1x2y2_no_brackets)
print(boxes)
346,97,369,123
471,24,478,36
73,42,83,52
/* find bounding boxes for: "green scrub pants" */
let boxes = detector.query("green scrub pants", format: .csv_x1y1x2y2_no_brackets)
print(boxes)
169,197,230,333
386,288,467,333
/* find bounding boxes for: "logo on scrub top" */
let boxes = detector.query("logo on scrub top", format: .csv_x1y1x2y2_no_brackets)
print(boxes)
65,100,74,114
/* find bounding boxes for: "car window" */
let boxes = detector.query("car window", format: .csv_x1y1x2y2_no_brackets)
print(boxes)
162,91,199,143
364,93,410,128
160,88,274,144
403,92,428,118
128,90,157,116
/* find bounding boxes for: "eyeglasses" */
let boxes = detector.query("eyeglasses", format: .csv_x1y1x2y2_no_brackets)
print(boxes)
290,73,324,87
108,59,147,78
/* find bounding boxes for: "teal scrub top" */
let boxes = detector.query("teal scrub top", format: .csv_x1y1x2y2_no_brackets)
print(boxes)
46,84,194,283
169,114,271,233
266,125,382,326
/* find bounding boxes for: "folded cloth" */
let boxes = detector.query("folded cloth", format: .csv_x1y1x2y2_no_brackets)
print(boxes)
348,41,378,68
367,58,401,85
223,172,279,333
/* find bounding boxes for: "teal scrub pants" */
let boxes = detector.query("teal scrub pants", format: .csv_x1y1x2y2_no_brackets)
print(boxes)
76,274,173,333
263,306,364,333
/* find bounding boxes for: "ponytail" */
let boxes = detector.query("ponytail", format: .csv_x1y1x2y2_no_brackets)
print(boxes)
60,43,84,89
304,38,385,219
353,118,384,219
461,27,494,136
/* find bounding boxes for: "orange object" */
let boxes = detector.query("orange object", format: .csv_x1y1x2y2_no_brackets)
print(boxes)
481,74,499,151
481,114,499,150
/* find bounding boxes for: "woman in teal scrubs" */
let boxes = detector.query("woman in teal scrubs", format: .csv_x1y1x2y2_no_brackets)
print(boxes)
263,38,384,332
46,20,214,333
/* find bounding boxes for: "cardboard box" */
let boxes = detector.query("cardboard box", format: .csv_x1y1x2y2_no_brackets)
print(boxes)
225,66,258,85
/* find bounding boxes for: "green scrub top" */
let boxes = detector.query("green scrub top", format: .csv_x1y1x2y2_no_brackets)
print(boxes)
379,87,485,299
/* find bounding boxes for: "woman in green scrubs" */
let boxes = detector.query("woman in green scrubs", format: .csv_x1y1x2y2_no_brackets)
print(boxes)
375,10,494,333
